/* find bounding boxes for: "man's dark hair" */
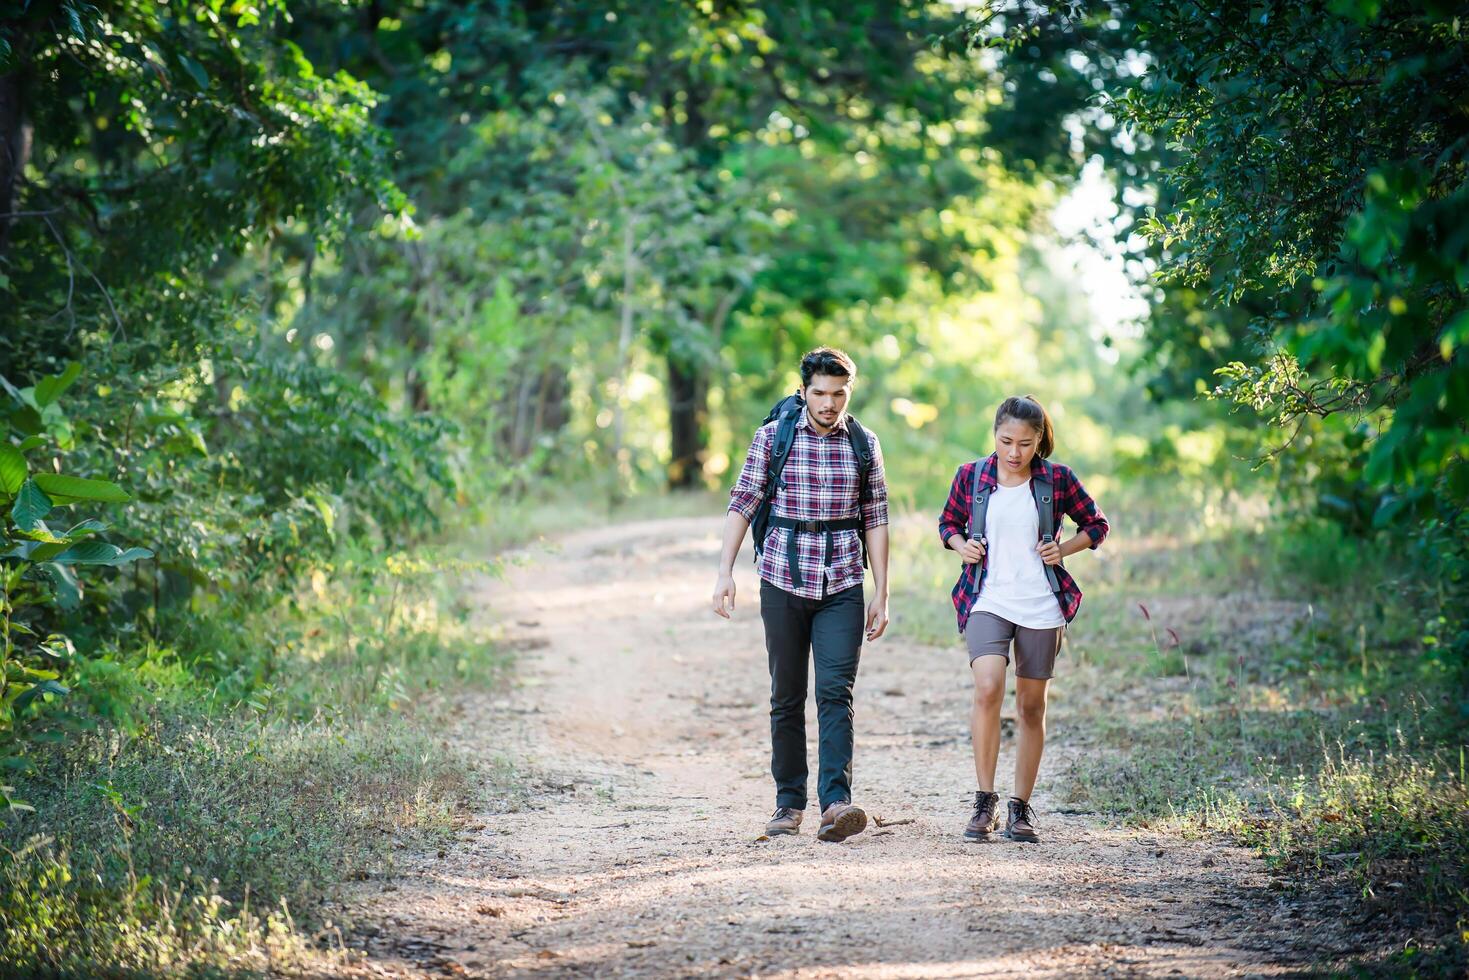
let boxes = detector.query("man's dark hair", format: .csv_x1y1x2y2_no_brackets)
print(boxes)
994,394,1055,459
799,347,858,388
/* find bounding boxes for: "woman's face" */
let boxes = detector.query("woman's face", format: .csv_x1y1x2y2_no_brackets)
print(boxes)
994,419,1040,476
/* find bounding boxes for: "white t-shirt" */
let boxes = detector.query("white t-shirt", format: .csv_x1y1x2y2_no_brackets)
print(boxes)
970,479,1065,629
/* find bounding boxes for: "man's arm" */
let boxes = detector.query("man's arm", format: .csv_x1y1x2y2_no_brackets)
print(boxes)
864,523,890,640
711,511,749,618
713,426,770,619
862,431,891,640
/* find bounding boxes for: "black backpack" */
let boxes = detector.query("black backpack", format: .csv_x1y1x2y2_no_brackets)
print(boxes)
749,393,874,567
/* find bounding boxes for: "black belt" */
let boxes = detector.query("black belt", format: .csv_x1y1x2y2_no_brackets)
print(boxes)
769,517,862,590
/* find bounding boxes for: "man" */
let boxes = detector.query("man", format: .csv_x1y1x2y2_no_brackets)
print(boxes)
711,347,890,843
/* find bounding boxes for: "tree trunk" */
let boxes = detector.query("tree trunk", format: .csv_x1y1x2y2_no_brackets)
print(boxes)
532,364,568,457
508,367,536,457
665,284,742,490
612,222,636,490
0,55,33,255
667,354,708,489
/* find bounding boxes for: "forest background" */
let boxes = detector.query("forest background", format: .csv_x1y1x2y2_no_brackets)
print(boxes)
0,0,1465,974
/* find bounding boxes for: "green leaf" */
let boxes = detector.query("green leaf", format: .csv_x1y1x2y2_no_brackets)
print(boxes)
51,541,154,566
64,518,109,536
40,563,81,609
14,522,67,544
32,362,81,408
63,6,86,39
0,541,38,560
0,443,25,496
177,53,210,91
162,430,209,457
2,794,35,816
27,541,72,562
11,479,52,529
32,473,130,503
12,679,69,713
8,405,42,436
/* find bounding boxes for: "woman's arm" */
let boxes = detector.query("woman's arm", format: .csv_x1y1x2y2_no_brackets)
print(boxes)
939,464,986,563
1036,466,1108,567
1060,465,1109,550
1039,531,1094,566
937,464,970,549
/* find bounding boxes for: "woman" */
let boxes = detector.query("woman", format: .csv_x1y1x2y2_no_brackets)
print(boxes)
936,395,1109,843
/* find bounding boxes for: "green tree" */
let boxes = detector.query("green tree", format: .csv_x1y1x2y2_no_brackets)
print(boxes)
289,0,995,487
0,1,450,713
977,0,1468,505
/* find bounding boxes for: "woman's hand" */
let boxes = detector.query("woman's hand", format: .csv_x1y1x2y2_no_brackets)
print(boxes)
948,533,986,564
1036,538,1062,566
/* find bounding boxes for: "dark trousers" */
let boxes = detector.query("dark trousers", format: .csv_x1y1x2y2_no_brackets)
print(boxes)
759,579,864,812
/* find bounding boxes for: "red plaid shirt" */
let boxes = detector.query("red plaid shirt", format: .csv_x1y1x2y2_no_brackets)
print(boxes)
937,454,1109,632
728,411,889,598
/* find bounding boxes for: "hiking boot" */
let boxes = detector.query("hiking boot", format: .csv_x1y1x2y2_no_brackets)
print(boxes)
766,806,803,836
964,790,1001,841
1004,796,1040,843
816,800,868,843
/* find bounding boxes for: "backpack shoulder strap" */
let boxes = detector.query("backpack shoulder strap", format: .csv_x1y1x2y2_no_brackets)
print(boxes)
844,415,873,460
966,459,990,596
749,402,803,560
843,416,873,501
767,407,801,489
1031,460,1061,593
846,417,875,568
968,459,990,542
1031,460,1056,541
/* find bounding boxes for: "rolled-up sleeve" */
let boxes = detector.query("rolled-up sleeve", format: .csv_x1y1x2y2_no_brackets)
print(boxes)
938,463,970,546
728,425,772,522
861,430,889,530
1062,466,1109,549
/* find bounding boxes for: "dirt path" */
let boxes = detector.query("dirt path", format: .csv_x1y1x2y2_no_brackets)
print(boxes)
332,517,1354,978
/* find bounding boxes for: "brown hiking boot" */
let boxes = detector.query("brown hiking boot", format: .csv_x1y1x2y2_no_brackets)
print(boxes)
964,790,1001,841
1004,796,1040,843
766,806,803,836
816,800,867,843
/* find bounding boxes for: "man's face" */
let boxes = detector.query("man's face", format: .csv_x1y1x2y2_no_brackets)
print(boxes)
802,374,851,427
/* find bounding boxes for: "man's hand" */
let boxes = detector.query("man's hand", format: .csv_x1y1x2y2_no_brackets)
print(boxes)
948,533,986,564
865,595,889,640
1036,538,1062,566
711,572,737,618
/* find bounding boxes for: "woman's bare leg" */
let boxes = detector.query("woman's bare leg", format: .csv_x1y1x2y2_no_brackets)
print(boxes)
969,655,1008,790
1013,675,1050,800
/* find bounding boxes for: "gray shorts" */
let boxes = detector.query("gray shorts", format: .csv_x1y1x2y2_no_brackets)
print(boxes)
964,611,1064,680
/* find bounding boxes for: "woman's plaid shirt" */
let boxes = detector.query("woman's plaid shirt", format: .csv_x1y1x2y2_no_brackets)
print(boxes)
937,454,1109,632
728,411,889,599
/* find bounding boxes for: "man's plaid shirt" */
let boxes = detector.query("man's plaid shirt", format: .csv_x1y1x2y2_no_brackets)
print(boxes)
728,411,889,599
937,454,1109,632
